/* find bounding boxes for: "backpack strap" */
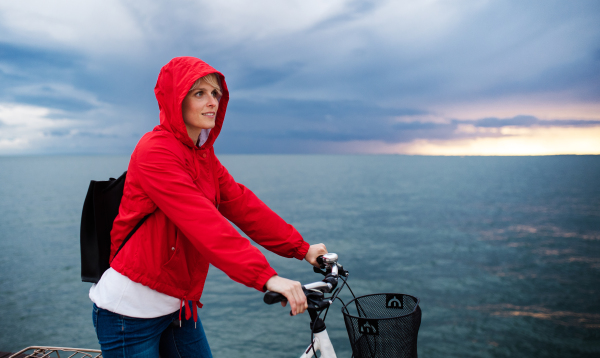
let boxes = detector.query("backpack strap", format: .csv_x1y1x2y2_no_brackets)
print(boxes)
112,213,152,260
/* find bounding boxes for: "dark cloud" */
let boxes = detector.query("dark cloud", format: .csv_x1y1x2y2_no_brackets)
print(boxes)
75,131,120,139
0,42,91,112
542,119,600,127
230,64,304,90
221,98,428,144
13,94,96,112
216,109,600,153
462,115,539,128
44,129,71,137
218,97,451,151
308,0,382,32
456,115,600,128
0,42,80,70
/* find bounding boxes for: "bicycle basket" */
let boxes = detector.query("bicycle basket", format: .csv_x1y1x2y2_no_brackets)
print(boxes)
342,293,421,358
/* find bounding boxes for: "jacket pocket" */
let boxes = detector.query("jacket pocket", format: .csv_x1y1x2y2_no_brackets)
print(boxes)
160,230,191,290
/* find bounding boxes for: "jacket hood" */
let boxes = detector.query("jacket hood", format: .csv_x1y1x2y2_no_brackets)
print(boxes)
154,56,229,149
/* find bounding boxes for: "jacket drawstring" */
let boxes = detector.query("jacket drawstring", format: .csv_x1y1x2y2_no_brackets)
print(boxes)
179,297,199,328
184,299,192,321
178,298,183,327
193,302,198,328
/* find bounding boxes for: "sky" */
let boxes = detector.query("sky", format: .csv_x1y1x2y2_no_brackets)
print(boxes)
0,0,599,155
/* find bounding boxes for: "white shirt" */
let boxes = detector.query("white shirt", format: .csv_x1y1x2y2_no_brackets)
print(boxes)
89,268,181,318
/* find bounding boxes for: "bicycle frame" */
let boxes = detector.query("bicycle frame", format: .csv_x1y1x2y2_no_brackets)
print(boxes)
300,329,336,358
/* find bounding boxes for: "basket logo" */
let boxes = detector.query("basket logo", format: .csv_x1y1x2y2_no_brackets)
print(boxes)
358,319,379,336
386,294,404,309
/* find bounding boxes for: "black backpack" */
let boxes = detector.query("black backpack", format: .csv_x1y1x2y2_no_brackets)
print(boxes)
80,171,150,283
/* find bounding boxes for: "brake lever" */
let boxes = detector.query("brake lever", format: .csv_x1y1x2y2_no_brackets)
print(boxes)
337,264,349,277
285,288,327,316
313,266,327,276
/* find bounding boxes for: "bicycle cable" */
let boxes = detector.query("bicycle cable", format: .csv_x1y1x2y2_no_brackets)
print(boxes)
307,277,345,356
306,271,357,357
340,275,357,300
309,305,325,358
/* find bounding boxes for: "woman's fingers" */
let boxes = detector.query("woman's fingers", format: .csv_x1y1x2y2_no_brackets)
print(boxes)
305,243,328,267
285,280,304,315
291,281,307,315
265,275,307,315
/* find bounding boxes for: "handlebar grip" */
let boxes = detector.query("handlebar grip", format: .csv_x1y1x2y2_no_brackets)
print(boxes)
264,291,286,305
316,255,324,268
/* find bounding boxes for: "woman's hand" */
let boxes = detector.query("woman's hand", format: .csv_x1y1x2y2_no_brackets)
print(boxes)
265,275,308,315
305,243,328,267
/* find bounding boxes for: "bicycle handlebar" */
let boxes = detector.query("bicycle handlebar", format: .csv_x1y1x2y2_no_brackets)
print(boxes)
263,253,348,307
264,290,287,305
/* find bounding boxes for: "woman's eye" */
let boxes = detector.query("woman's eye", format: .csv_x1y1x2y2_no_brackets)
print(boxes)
195,91,203,96
212,90,218,97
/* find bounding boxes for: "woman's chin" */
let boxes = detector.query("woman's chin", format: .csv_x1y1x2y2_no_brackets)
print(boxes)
195,120,215,130
202,118,216,129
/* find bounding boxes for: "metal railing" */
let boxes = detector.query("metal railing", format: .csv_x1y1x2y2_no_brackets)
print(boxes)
9,347,101,358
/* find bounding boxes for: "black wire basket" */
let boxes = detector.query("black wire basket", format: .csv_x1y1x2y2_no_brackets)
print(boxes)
342,293,421,358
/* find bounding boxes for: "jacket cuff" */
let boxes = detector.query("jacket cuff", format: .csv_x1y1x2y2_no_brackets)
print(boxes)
294,240,310,261
254,266,278,292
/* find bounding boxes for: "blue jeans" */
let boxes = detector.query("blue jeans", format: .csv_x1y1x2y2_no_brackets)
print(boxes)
92,303,213,358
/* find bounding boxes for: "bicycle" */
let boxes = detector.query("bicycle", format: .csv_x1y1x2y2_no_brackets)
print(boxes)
263,253,421,358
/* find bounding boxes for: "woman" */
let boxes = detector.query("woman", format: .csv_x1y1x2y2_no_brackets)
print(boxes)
90,56,327,358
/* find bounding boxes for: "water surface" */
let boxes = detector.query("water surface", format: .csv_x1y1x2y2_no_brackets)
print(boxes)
0,155,599,357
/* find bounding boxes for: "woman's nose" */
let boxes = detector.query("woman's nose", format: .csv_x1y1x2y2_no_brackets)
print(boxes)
208,96,218,107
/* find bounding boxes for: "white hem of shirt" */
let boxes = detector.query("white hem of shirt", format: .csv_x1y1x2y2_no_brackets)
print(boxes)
89,268,182,318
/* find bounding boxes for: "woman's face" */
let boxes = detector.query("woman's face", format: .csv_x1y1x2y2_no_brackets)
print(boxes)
181,80,220,135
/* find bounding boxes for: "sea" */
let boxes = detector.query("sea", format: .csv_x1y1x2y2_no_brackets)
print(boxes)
0,155,599,357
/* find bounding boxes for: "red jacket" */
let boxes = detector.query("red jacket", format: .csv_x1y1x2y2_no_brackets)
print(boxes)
109,57,309,320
